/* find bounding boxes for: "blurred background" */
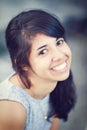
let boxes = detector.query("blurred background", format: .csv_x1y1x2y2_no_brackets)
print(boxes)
0,0,87,129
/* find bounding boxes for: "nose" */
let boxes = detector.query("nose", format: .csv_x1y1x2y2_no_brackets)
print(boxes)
51,48,64,62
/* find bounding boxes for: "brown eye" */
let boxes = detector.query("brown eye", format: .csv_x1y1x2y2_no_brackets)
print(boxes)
57,39,64,46
39,49,47,55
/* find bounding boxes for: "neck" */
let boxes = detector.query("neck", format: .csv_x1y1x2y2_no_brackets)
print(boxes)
9,73,57,100
28,76,57,99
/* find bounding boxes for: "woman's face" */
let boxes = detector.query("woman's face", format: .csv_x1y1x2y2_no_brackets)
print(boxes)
28,33,72,83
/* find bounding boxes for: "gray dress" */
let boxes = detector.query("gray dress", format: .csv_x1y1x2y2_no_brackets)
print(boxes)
0,77,52,130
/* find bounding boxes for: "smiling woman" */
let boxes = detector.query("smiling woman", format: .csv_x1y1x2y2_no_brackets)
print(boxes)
0,9,77,130
29,34,71,83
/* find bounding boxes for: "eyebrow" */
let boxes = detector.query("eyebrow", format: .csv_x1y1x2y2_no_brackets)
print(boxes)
37,38,58,50
37,44,47,50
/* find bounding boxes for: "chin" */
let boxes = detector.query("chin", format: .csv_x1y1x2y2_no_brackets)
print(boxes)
58,70,70,81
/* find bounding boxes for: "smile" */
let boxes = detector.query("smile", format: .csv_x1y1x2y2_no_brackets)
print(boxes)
52,62,67,71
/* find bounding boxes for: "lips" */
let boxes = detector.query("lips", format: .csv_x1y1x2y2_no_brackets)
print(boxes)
51,62,67,71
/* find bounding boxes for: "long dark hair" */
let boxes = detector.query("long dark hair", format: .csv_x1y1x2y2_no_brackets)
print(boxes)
50,70,76,121
5,9,77,121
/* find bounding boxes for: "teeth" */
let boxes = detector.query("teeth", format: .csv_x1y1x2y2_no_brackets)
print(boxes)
52,62,66,71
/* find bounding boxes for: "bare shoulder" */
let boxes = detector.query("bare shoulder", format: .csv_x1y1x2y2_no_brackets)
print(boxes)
0,100,27,130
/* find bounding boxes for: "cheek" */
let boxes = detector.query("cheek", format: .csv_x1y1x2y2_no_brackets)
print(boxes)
64,44,72,57
32,57,51,72
66,46,72,64
67,47,72,57
68,47,72,59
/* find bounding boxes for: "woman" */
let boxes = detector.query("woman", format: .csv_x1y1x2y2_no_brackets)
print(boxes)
0,9,77,130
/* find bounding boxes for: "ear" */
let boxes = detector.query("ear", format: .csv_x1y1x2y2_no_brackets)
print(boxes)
14,59,16,64
22,65,29,71
23,67,28,71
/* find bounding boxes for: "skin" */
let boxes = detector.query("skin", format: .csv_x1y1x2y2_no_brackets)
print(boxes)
0,101,26,130
27,33,72,99
0,33,72,130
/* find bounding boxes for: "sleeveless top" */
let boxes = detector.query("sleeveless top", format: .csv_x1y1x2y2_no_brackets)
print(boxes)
0,77,52,130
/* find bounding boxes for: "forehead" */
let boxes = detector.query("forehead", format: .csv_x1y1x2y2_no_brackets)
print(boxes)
31,33,57,49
